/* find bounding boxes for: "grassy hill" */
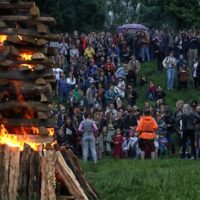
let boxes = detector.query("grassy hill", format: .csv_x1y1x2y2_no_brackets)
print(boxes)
82,61,200,200
135,61,200,109
82,158,200,200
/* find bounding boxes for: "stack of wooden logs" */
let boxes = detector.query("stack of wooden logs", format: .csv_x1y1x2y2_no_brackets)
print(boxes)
0,0,59,135
0,1,99,200
0,144,99,200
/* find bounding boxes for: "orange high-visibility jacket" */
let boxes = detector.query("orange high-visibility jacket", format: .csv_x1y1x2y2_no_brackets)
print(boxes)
136,116,158,139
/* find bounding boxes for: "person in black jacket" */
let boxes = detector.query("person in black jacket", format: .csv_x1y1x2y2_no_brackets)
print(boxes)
162,109,177,155
177,104,200,159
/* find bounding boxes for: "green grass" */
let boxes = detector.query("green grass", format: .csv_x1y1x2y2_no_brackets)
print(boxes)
136,61,200,109
82,158,200,200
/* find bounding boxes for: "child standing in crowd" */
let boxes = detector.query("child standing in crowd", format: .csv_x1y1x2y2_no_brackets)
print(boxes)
113,128,124,159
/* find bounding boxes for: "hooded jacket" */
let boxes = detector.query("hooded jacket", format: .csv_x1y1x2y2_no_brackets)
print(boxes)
136,116,158,139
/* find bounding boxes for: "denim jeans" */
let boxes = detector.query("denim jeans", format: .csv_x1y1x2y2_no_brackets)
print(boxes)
82,135,97,163
140,45,150,62
167,68,175,90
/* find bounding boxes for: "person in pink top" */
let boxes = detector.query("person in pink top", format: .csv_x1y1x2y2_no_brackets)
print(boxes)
78,112,98,163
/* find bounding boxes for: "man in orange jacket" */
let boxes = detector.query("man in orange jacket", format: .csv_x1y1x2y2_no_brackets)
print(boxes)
136,110,158,160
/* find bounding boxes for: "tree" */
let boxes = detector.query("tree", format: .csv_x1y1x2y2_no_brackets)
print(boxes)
138,0,200,30
105,0,140,28
35,0,107,33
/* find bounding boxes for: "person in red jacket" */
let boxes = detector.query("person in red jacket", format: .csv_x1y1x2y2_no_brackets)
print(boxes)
136,110,158,160
113,128,124,159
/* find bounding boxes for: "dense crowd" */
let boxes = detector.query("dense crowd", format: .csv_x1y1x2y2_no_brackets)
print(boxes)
50,29,200,161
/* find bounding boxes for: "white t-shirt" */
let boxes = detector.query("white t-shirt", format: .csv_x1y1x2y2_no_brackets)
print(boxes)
52,68,63,80
66,77,76,85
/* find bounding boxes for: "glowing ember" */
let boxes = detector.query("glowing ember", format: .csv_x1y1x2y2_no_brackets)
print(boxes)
20,52,34,71
0,35,7,46
47,128,55,136
31,127,40,134
21,53,32,61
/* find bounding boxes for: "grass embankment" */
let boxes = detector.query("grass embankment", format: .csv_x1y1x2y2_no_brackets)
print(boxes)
136,61,200,109
82,158,200,200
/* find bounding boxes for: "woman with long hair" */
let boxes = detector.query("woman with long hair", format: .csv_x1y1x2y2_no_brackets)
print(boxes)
178,104,200,159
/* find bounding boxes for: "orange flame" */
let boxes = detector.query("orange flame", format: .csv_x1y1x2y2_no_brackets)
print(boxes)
0,125,55,151
21,53,32,61
47,128,55,136
0,35,7,46
20,52,34,71
0,125,39,151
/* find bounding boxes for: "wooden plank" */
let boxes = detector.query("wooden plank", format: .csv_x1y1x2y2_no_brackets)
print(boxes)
28,150,41,200
0,101,51,111
56,151,89,200
0,2,35,10
17,144,32,199
0,145,9,200
0,82,52,95
8,147,20,200
0,16,56,25
0,60,54,68
30,5,40,18
57,195,75,200
0,118,55,128
0,28,60,41
41,151,57,200
17,135,53,144
0,68,53,80
61,148,99,200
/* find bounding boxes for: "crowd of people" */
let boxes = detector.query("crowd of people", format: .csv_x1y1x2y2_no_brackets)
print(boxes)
50,29,200,162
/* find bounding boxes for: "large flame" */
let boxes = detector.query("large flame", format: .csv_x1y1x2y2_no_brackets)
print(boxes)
0,125,39,151
0,125,55,151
